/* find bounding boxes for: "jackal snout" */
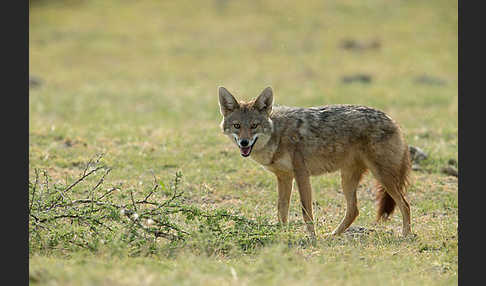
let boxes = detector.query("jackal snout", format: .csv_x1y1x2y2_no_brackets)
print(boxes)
232,132,260,157
240,138,249,147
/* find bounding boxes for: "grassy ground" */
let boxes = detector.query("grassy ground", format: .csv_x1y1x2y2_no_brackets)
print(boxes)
29,0,457,285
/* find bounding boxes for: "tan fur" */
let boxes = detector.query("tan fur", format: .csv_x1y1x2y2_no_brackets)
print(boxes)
218,86,412,237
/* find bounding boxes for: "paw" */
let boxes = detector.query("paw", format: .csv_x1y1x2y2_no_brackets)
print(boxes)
308,231,317,240
402,232,417,239
323,232,339,238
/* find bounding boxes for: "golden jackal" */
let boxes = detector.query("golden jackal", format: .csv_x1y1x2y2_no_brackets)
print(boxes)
218,86,411,237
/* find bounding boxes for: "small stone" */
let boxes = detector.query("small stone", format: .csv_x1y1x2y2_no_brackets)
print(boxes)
339,39,381,52
29,75,43,89
414,75,447,86
441,166,458,177
448,158,457,166
412,164,422,171
344,226,374,236
409,146,427,163
341,74,372,84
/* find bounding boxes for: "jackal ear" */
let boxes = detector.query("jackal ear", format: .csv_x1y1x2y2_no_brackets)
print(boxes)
218,86,240,116
255,86,273,115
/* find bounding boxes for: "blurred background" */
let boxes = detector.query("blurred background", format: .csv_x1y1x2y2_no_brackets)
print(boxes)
29,0,457,182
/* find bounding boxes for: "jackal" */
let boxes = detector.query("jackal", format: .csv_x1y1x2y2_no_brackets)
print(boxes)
218,86,411,237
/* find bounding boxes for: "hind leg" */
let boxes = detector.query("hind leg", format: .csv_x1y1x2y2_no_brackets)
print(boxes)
363,135,412,236
331,164,366,235
371,168,412,236
382,184,411,236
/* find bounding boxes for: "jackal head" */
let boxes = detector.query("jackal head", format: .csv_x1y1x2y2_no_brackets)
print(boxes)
218,86,274,157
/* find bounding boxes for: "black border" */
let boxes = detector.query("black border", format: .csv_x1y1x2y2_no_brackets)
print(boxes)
5,0,28,285
458,0,481,284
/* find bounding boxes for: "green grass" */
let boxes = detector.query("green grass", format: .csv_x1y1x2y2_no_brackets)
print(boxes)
29,0,457,285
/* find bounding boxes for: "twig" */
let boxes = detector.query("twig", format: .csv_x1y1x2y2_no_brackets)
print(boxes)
44,166,105,212
29,169,40,215
129,189,138,212
82,153,103,176
49,199,122,210
139,175,158,204
30,213,40,222
39,214,84,223
134,220,184,241
91,167,111,194
97,186,118,201
43,170,50,195
60,167,105,198
68,238,95,251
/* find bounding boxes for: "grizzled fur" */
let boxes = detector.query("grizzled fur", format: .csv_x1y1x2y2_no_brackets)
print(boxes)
218,86,412,237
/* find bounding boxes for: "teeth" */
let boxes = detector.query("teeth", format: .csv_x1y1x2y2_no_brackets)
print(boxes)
241,147,251,156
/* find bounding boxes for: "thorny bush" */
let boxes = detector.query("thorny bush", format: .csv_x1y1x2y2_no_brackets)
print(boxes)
29,154,293,256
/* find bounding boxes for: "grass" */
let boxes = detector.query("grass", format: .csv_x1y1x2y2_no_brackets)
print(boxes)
29,0,457,285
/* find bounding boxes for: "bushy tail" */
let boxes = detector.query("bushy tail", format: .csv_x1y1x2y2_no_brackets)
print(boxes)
376,185,396,220
375,147,411,220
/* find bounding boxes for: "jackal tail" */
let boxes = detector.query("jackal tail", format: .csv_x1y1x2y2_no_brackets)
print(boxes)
375,147,411,220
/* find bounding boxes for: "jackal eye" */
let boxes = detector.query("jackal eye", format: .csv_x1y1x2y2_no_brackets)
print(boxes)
250,123,259,129
233,123,240,129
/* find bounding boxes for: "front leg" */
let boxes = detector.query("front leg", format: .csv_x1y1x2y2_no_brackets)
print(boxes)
292,151,316,238
276,172,293,225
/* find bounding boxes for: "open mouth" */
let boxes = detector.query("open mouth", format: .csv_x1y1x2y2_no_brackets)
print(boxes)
239,137,258,157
